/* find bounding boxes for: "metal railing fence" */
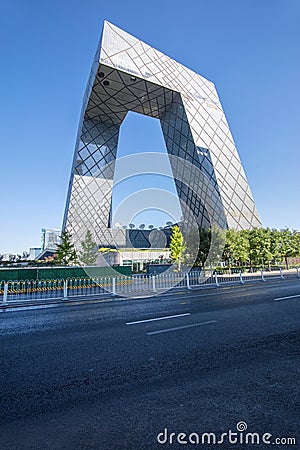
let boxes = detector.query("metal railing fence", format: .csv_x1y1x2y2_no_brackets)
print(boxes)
1,267,299,304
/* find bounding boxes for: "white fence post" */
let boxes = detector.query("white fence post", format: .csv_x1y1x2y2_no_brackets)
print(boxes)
3,283,8,305
63,279,68,300
239,271,244,285
152,275,157,293
214,272,220,287
199,270,204,285
280,267,284,280
186,272,191,290
261,269,265,282
112,277,117,296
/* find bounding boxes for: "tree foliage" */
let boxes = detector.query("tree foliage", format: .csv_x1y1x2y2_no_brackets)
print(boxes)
183,226,299,269
222,227,300,268
270,228,300,269
79,230,97,266
223,229,250,265
54,230,78,266
248,228,273,267
184,227,226,268
184,226,201,266
197,228,211,267
170,225,185,270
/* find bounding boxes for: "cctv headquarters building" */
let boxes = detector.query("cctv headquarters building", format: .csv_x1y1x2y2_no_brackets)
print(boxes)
63,21,261,249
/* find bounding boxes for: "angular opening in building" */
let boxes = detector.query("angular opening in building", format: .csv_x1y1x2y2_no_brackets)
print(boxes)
111,111,182,233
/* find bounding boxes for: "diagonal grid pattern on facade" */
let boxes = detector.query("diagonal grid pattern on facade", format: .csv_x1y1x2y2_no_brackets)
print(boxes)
63,21,261,248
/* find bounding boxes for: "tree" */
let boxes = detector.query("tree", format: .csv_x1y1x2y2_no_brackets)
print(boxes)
79,230,98,266
197,228,212,268
248,228,273,268
223,229,250,266
270,229,282,263
237,230,250,264
277,228,300,269
207,225,227,268
139,224,145,230
184,226,200,266
222,229,235,265
129,223,136,229
170,225,185,271
184,227,214,268
54,230,78,266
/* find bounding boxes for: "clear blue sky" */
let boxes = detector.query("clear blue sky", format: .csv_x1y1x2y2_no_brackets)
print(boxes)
1,0,299,254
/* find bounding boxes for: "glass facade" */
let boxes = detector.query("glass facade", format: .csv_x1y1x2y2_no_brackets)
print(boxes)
63,21,261,248
41,228,61,251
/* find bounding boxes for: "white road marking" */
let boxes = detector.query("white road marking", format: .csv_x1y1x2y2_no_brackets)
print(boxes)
274,294,300,301
2,303,61,312
1,298,113,312
126,313,191,325
146,320,217,335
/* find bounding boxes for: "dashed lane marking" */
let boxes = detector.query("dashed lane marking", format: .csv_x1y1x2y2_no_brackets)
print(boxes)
147,320,217,335
126,313,191,325
274,294,300,301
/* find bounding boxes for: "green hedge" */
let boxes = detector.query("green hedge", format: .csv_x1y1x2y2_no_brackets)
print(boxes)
0,265,131,281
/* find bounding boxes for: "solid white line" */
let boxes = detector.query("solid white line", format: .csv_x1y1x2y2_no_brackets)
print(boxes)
173,282,300,302
147,320,217,335
3,304,61,312
274,294,300,301
126,313,191,325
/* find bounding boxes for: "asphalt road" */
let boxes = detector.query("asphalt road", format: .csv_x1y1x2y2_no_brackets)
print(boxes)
0,279,299,449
